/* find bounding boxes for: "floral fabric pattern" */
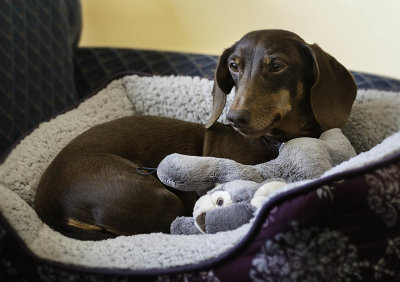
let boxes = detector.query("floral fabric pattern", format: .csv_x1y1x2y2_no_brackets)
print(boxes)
354,236,400,280
366,165,400,227
37,265,130,282
250,221,360,282
316,185,336,201
156,270,220,282
261,206,278,228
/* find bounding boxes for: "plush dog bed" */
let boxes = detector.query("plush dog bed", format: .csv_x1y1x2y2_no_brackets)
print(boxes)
0,74,400,281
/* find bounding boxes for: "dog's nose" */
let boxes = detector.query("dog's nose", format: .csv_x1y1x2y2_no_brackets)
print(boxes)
227,110,251,128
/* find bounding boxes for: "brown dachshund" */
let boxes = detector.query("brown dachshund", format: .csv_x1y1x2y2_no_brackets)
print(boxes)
34,30,357,240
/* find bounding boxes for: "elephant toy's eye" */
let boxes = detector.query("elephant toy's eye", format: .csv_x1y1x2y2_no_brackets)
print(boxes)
210,190,232,208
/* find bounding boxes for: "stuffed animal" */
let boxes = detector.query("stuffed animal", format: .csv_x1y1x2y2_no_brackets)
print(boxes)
158,128,357,234
170,180,287,235
158,128,356,192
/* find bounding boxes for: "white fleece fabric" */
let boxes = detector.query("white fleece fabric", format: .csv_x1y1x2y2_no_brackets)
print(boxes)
0,75,399,270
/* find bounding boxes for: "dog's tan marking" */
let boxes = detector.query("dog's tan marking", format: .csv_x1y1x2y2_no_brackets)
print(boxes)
66,218,124,235
263,56,272,65
296,81,305,100
232,87,293,134
274,88,292,113
66,218,102,231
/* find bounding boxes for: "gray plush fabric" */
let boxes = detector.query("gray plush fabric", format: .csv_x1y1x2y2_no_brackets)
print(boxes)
256,128,357,182
206,203,254,234
172,180,266,235
0,75,399,270
203,181,261,234
170,217,201,235
157,128,356,188
158,154,265,192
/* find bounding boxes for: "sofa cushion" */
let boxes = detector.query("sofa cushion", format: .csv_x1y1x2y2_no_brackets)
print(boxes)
73,47,219,98
0,0,81,157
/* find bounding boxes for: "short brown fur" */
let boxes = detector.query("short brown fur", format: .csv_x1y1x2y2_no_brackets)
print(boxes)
206,29,357,141
35,30,357,240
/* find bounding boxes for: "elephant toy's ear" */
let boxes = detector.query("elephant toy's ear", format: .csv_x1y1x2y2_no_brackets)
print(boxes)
250,181,287,209
204,203,254,234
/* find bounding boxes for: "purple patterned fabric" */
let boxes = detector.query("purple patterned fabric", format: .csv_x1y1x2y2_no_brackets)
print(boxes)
212,155,400,281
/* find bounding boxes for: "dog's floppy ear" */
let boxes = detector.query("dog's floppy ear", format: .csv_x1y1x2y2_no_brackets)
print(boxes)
205,46,235,128
307,44,357,130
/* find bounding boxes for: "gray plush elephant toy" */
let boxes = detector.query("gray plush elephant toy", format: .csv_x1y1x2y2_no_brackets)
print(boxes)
157,128,356,234
170,180,286,235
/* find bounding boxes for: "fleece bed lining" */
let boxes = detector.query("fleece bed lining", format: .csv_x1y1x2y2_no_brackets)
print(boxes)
0,75,400,270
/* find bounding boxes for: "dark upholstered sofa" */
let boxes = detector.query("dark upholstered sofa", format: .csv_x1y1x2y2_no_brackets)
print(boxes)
1,1,400,281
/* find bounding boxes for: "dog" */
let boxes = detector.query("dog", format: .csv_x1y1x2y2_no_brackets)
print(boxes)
34,29,357,240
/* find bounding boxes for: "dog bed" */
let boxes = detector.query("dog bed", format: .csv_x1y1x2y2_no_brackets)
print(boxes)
0,74,400,281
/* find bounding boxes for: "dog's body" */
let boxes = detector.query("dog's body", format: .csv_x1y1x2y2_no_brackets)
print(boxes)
35,30,357,240
35,116,277,240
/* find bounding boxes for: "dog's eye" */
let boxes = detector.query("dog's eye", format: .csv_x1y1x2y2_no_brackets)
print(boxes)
228,62,239,73
271,63,285,73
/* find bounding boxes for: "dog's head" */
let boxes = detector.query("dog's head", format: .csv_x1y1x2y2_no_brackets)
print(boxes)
206,29,357,140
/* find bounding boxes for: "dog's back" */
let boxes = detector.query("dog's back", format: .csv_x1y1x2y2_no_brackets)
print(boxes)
35,115,277,240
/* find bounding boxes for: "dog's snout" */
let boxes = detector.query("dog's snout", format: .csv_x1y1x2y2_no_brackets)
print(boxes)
227,110,251,128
